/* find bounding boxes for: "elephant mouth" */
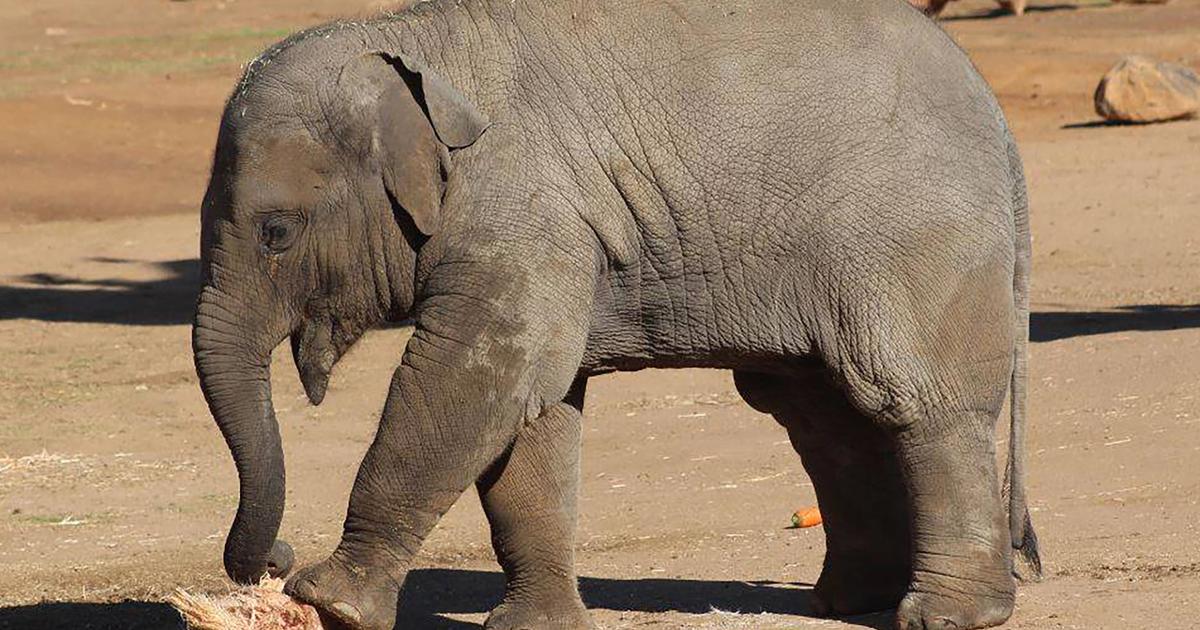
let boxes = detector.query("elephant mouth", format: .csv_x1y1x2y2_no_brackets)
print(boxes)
291,318,336,406
291,313,370,406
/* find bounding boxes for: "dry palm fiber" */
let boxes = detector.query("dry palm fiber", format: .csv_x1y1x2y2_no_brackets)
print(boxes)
168,577,324,630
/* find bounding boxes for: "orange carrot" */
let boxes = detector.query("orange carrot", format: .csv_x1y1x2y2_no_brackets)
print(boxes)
790,506,822,528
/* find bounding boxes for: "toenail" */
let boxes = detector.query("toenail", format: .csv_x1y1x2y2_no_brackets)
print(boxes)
330,601,362,623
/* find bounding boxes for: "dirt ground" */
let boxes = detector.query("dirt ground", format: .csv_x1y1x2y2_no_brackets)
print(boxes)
2,0,1200,628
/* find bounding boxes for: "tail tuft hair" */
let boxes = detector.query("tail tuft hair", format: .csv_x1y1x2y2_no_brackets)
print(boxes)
1013,505,1042,581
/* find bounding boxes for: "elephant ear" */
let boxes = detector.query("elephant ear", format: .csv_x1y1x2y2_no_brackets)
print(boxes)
339,53,488,236
383,52,490,150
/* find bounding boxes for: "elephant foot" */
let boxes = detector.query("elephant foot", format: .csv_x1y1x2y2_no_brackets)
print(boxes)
285,556,402,630
812,555,908,616
484,597,594,630
894,571,1014,630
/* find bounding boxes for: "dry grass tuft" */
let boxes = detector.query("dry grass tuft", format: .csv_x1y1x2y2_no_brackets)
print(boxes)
0,449,197,491
168,577,324,630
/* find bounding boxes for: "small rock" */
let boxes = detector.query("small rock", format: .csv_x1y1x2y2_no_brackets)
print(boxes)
1094,55,1200,123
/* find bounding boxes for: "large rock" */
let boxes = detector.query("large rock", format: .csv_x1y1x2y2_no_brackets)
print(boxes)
1094,56,1200,123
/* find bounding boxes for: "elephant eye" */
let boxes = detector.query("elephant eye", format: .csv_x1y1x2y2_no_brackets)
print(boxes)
258,213,302,255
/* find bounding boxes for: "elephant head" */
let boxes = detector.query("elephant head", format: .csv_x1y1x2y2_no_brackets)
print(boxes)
192,37,487,584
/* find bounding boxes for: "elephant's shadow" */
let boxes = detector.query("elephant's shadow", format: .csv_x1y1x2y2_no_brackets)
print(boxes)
8,258,1200,346
0,569,891,629
400,568,892,629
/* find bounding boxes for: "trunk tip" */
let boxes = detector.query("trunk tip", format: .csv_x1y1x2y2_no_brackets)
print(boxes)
268,539,295,577
223,538,294,583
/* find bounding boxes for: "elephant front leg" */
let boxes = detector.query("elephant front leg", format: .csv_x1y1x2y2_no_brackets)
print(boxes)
283,359,494,630
894,417,1015,630
285,355,586,630
477,377,592,630
285,243,599,630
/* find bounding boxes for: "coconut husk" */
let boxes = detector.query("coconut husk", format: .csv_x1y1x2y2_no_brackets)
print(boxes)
168,577,325,630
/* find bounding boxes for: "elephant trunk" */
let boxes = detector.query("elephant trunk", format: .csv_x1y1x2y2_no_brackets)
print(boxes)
193,286,294,584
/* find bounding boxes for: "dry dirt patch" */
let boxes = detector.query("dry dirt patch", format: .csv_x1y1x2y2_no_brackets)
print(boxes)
2,1,1200,629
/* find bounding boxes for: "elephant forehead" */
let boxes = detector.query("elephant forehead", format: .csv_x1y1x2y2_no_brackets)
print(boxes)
231,134,334,210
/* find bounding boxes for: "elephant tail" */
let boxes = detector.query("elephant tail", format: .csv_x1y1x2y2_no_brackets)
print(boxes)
1005,137,1042,580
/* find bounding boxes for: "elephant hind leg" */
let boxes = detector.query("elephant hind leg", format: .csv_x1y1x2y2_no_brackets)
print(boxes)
477,377,593,630
736,359,1018,628
890,412,1015,630
733,370,911,616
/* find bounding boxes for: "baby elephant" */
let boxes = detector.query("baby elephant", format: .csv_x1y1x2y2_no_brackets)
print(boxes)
192,0,1040,628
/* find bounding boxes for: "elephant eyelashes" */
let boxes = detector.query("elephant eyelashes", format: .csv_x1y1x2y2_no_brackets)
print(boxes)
258,213,302,255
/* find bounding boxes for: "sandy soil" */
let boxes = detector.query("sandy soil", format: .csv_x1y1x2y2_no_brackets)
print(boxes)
2,0,1200,628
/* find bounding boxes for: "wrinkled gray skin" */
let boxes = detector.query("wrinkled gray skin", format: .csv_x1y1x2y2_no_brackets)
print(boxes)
193,1,1040,628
